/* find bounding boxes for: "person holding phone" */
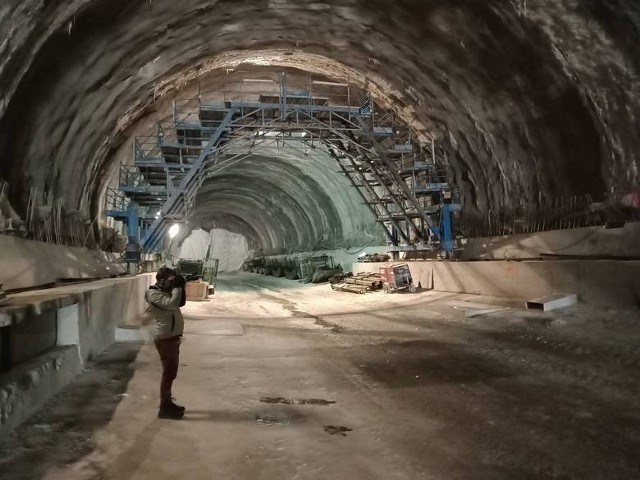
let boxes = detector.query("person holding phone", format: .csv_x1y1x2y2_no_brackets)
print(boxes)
145,267,186,419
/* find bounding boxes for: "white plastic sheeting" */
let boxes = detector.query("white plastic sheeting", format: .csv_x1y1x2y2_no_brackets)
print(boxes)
179,229,251,272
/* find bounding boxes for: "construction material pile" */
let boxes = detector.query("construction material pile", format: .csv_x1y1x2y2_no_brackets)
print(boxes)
330,272,383,294
243,254,341,284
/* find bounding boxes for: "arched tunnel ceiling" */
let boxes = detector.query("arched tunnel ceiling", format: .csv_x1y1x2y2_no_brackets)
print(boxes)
0,0,638,230
192,143,384,254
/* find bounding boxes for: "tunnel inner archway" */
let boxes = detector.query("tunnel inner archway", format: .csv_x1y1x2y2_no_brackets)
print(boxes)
186,136,386,256
179,228,251,272
0,1,636,259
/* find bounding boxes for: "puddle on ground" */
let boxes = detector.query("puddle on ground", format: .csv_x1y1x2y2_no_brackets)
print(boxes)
260,396,337,406
258,292,346,333
254,413,289,426
323,425,352,436
314,318,347,333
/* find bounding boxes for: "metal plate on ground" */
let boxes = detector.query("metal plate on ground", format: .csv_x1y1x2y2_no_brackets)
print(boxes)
525,294,577,311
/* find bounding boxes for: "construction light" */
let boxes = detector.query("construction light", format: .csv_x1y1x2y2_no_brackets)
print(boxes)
312,80,349,87
169,224,180,239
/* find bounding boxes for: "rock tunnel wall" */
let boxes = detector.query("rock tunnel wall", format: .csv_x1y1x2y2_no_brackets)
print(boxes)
0,1,638,245
191,142,383,255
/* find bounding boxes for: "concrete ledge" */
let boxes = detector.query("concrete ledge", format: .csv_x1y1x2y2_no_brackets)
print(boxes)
0,235,126,291
0,346,82,435
0,293,78,327
0,274,154,435
460,223,640,260
8,275,154,362
353,260,640,307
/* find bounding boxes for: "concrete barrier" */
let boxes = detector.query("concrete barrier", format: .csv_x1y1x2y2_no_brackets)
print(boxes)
353,260,640,307
0,274,154,436
460,223,640,260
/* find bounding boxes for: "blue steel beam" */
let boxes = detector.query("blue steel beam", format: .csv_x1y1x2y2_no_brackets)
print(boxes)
116,88,462,254
141,108,237,251
440,204,455,253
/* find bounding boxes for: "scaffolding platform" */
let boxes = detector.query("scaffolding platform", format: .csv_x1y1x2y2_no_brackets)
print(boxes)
104,73,463,254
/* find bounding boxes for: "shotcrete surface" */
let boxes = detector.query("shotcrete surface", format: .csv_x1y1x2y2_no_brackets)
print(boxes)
0,273,639,479
0,1,638,242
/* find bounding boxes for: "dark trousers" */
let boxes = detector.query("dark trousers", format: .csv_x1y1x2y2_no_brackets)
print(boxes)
154,336,181,407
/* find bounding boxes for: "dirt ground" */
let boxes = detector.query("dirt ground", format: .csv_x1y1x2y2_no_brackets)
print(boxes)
1,272,639,479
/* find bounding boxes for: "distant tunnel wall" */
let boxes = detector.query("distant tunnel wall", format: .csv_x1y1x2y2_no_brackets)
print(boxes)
192,147,384,255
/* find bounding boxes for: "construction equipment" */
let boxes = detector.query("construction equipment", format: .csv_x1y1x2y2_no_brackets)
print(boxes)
104,73,464,256
176,259,203,277
202,258,219,286
379,263,417,293
357,253,391,263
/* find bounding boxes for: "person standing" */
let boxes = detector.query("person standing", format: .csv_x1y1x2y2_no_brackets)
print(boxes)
145,267,186,419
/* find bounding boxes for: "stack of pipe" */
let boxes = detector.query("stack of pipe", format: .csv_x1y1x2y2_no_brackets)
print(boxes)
331,273,383,294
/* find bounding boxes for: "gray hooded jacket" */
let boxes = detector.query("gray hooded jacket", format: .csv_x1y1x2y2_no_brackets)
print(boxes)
145,286,184,340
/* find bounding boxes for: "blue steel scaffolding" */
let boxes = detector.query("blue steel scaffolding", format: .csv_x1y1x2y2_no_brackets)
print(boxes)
104,74,462,255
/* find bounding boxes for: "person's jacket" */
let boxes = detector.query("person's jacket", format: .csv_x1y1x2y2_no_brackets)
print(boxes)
145,286,184,340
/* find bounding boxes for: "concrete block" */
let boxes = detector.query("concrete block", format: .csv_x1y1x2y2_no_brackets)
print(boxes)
525,294,578,311
0,346,82,436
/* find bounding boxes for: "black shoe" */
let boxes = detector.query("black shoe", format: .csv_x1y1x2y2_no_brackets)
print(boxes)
158,407,184,419
168,401,186,413
158,399,186,413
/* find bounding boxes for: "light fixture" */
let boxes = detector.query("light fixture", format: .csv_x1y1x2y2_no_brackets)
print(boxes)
312,80,349,87
169,224,180,239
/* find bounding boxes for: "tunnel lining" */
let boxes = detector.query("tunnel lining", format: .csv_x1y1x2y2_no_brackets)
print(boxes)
0,2,638,254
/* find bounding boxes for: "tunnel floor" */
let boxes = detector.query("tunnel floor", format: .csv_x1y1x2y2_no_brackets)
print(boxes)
1,273,639,479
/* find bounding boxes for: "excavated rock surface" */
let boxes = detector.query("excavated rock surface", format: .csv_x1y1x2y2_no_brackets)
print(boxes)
0,0,638,250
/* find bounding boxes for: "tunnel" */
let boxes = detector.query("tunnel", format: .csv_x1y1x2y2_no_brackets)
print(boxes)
1,1,638,250
0,2,639,478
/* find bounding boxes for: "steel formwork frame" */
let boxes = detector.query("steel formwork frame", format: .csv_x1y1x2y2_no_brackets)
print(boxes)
104,74,462,254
